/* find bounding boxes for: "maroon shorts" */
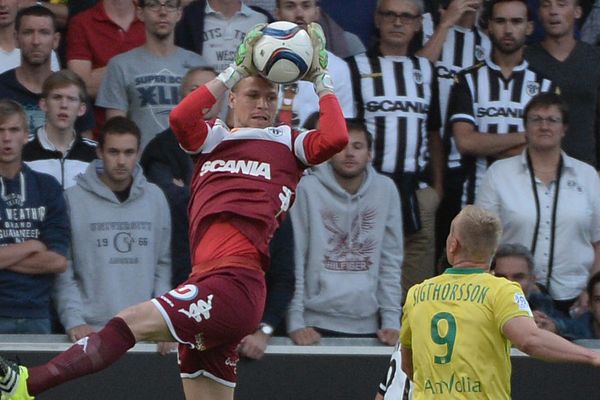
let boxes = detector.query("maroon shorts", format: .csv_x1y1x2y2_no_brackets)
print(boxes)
151,267,266,386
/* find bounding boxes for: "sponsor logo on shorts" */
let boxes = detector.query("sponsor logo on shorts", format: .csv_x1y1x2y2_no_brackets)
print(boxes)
225,357,238,367
178,294,214,322
226,357,238,375
169,284,199,301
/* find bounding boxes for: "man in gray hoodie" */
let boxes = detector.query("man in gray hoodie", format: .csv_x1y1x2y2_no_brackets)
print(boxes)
53,116,172,344
288,119,404,346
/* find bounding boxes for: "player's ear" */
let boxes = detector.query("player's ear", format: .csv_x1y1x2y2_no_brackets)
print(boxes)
228,90,236,109
526,20,534,36
447,234,460,259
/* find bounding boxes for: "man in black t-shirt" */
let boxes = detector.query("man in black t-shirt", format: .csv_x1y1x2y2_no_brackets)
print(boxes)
0,6,94,137
525,0,600,168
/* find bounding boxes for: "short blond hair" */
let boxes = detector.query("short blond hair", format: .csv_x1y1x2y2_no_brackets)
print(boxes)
0,99,28,133
454,205,503,263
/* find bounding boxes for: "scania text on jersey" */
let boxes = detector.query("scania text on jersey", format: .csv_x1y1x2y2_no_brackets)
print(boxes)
365,100,429,113
476,107,524,118
200,159,272,180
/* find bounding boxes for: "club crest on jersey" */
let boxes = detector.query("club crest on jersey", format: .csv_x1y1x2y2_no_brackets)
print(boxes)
526,81,540,96
200,159,272,180
169,284,198,301
413,70,423,84
475,45,485,61
266,127,283,137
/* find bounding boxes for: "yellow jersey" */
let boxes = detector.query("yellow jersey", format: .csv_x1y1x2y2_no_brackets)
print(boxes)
400,267,532,399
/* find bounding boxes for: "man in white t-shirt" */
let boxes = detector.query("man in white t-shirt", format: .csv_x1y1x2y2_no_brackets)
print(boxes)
274,0,355,128
176,0,268,73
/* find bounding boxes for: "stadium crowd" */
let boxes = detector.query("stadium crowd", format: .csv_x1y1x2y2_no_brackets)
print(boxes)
1,0,600,392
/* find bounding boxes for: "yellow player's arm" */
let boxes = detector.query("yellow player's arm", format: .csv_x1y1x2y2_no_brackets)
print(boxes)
400,346,414,380
503,316,600,366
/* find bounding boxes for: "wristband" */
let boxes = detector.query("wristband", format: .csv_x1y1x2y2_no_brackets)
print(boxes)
216,65,246,90
313,72,334,95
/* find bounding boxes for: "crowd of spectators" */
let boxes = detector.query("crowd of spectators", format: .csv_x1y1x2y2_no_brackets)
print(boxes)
0,0,599,361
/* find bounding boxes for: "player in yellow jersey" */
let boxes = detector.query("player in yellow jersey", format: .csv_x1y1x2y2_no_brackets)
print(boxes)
399,205,600,400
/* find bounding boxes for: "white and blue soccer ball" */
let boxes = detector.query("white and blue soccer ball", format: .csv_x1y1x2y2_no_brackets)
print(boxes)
252,21,314,84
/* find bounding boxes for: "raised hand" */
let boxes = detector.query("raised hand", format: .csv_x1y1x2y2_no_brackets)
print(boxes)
302,23,334,95
217,23,267,89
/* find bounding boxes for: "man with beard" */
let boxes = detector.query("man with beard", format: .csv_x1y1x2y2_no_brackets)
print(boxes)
447,0,556,205
287,119,403,346
0,6,93,137
0,0,60,73
96,0,206,151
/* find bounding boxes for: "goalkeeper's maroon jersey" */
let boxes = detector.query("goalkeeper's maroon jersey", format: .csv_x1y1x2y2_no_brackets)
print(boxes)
170,85,348,270
188,121,306,260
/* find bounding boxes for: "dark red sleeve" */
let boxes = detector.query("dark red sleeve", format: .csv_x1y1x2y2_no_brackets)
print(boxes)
302,94,349,165
169,85,216,152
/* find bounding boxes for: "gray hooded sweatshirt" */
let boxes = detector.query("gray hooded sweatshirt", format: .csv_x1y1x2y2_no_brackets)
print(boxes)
288,163,404,334
54,160,172,331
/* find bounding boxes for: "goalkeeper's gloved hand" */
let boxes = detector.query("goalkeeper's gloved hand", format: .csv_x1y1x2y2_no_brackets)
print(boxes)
302,22,334,95
217,23,266,89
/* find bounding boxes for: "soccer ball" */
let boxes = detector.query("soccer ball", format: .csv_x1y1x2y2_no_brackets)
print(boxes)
252,21,314,84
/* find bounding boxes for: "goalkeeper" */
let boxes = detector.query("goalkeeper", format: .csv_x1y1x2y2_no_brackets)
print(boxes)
0,23,348,400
